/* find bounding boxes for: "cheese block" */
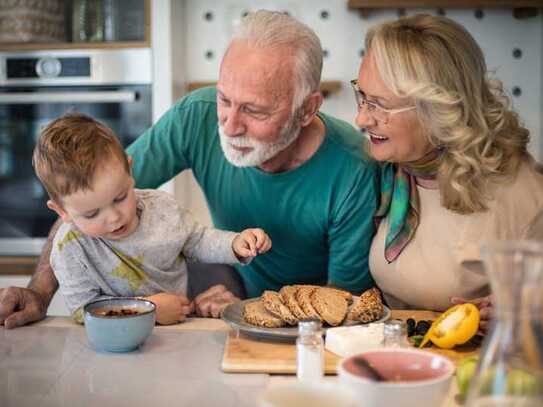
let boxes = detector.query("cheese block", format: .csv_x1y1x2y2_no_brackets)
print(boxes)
325,323,384,357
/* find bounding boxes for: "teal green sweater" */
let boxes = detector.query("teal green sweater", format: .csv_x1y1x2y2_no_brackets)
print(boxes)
127,87,378,297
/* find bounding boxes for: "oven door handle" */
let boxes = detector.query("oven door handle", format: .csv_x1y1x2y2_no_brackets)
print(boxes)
0,91,137,104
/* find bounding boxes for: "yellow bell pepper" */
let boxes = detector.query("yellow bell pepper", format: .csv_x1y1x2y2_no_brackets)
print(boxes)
420,303,480,349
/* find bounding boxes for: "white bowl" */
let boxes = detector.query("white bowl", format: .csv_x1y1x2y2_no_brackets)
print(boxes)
338,348,454,407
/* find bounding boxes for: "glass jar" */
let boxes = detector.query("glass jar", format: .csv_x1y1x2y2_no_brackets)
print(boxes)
72,0,104,42
296,319,324,381
465,241,543,407
383,319,409,348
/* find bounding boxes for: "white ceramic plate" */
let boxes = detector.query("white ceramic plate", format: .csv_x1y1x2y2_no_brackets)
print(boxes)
221,297,391,342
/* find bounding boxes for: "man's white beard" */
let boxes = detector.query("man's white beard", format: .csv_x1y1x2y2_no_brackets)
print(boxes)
219,113,302,168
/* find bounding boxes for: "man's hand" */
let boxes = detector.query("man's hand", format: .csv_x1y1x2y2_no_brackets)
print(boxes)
193,284,240,318
0,287,48,329
451,295,494,334
145,292,194,325
0,218,62,329
232,228,272,259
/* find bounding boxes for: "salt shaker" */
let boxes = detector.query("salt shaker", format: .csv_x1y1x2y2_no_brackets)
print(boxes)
383,319,409,348
296,319,324,381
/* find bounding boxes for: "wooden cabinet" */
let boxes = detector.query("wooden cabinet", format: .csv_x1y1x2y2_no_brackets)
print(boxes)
348,0,543,7
0,256,38,275
0,0,150,51
348,0,543,18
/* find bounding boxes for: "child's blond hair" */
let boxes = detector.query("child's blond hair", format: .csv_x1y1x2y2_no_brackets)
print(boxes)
33,113,129,204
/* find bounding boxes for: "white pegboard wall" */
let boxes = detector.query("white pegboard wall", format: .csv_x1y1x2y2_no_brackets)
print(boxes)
181,0,543,161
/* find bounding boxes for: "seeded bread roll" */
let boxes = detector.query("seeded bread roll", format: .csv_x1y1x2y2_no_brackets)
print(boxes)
311,287,348,326
262,290,298,325
279,285,306,320
347,287,384,323
243,300,286,328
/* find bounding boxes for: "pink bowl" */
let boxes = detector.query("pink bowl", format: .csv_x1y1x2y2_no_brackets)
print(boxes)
338,348,454,407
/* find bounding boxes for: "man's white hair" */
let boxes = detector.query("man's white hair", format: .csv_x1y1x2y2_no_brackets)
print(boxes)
231,9,323,111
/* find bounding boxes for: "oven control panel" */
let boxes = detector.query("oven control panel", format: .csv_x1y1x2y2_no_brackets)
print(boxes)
6,57,90,79
0,49,151,86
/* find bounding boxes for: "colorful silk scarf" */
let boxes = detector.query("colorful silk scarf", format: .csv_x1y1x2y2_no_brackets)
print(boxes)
375,149,442,263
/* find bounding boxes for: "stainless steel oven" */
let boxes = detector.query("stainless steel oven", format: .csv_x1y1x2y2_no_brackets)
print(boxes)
0,49,152,255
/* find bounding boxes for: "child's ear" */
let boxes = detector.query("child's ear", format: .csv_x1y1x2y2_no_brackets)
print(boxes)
47,200,72,223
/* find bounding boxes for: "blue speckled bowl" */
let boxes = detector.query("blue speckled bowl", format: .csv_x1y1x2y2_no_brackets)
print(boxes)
83,297,156,352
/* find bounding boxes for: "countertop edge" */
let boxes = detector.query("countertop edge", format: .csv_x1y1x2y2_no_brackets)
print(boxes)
28,316,232,331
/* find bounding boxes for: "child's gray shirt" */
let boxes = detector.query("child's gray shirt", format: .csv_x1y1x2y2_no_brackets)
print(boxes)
51,189,240,316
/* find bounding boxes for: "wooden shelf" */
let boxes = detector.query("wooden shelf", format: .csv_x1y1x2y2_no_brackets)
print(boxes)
348,0,543,7
0,41,149,51
348,0,543,18
187,80,343,98
0,0,151,51
320,80,342,97
0,256,38,276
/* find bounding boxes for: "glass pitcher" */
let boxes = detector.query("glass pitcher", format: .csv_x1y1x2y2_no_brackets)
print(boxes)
466,240,543,407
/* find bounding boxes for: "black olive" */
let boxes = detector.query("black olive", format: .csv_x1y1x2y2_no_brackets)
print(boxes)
415,320,432,336
469,334,484,346
406,318,416,336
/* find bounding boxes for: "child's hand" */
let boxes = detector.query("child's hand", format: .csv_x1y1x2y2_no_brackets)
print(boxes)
232,228,272,259
144,292,193,325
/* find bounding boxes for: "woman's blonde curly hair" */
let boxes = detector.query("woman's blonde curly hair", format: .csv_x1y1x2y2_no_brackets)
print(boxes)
366,14,530,214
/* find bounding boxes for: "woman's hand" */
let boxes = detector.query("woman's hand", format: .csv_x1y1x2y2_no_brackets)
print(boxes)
451,295,494,334
232,228,272,259
145,292,194,325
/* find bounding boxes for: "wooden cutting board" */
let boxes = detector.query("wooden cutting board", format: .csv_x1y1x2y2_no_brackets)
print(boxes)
221,310,480,374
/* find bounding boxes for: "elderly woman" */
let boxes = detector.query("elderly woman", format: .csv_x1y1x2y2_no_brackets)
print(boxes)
353,14,543,331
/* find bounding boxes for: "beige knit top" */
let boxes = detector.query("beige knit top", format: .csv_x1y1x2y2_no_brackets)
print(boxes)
369,160,543,312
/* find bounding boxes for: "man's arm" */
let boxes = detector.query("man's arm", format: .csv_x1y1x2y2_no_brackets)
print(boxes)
0,219,61,328
28,219,60,303
327,164,379,294
127,100,193,189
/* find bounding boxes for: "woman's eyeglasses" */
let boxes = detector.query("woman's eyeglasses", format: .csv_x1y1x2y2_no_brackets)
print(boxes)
351,79,416,124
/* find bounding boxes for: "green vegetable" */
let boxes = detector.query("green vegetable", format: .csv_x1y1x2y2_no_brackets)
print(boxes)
456,359,541,400
506,368,540,396
409,335,424,347
456,356,479,399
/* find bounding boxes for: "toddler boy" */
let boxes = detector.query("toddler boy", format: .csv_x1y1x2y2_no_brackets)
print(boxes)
33,114,271,324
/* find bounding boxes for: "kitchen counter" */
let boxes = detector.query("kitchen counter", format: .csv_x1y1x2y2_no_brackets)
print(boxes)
0,256,38,275
0,317,462,407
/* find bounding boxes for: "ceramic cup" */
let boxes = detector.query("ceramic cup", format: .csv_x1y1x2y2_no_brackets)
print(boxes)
338,348,454,407
259,380,356,407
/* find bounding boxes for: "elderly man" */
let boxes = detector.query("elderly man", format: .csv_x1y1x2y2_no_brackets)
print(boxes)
0,10,377,326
